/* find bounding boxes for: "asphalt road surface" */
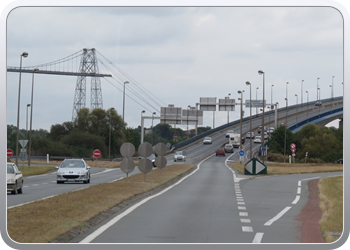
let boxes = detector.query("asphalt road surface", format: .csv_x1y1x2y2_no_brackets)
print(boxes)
71,153,342,244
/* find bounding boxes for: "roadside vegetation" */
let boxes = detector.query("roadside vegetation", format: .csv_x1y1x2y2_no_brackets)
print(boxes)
7,107,211,160
7,164,195,243
268,123,342,163
318,176,343,243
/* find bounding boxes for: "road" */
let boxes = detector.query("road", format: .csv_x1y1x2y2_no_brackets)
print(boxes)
69,152,342,243
7,128,341,243
6,128,267,209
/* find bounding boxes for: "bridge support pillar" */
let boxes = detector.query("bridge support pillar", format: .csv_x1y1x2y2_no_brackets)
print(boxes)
339,118,343,128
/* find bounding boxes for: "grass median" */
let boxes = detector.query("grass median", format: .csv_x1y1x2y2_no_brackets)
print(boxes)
7,164,195,243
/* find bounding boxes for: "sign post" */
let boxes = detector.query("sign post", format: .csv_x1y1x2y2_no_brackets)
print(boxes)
305,151,308,163
93,149,101,167
290,143,296,163
239,150,245,164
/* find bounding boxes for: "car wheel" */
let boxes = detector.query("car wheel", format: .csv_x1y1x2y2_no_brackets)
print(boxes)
57,181,64,184
11,182,18,194
18,181,23,194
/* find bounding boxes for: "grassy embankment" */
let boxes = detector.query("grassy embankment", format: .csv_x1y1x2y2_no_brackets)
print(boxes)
8,160,343,243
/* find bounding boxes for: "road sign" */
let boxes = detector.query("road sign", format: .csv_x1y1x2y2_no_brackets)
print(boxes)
19,152,28,161
138,142,153,158
120,142,135,157
7,149,14,157
93,149,101,158
239,150,245,156
154,143,167,156
306,152,308,156
120,157,135,174
240,145,244,150
19,140,28,148
173,134,178,140
290,143,296,153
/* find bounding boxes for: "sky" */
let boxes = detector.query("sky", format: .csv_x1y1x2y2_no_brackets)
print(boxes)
4,1,346,132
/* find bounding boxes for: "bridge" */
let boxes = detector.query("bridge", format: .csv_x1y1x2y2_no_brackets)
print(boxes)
173,96,343,150
7,48,343,140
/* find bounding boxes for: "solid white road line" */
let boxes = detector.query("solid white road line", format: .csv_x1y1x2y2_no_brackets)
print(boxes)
252,233,264,243
264,206,291,226
292,195,300,204
79,153,214,243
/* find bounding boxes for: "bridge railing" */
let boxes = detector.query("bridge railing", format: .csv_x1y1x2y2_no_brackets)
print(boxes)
174,96,343,150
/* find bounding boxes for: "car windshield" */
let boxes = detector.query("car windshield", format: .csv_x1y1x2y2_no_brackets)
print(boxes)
175,152,183,155
205,137,211,140
225,145,232,147
7,164,15,174
60,160,85,168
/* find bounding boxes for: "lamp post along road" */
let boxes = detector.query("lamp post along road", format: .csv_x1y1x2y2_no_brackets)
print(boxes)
15,52,28,166
306,91,309,122
246,81,252,159
122,81,129,143
284,81,289,163
28,68,38,167
258,70,265,163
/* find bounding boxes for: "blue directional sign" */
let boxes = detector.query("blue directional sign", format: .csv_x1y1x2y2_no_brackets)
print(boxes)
239,150,245,156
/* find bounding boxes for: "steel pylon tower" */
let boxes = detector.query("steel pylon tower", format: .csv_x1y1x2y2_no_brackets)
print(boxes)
72,48,103,120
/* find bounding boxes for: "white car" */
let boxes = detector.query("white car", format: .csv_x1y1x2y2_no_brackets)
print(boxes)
174,151,186,162
7,162,23,194
246,132,255,138
203,137,212,144
254,136,262,143
56,158,91,184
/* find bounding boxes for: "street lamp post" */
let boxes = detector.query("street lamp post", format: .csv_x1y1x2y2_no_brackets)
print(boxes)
28,68,38,167
15,52,28,166
152,112,156,145
187,105,191,139
301,80,304,104
284,97,288,163
256,87,259,115
108,107,115,159
122,81,129,143
227,93,231,123
306,91,309,122
195,103,199,136
246,81,252,159
295,94,298,126
284,81,289,163
318,87,321,118
26,104,31,139
317,77,320,102
140,110,146,144
238,91,243,163
258,70,265,163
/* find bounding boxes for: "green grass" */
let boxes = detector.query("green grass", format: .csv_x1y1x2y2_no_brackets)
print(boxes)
318,176,343,243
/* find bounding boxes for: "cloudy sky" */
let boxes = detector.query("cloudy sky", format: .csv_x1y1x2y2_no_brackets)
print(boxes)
4,2,346,132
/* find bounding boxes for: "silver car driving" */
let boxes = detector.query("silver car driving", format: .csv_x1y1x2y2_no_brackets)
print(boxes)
174,151,186,162
56,158,91,184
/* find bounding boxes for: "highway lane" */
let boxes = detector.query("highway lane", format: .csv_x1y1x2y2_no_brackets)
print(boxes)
75,153,253,243
7,167,143,208
72,152,342,244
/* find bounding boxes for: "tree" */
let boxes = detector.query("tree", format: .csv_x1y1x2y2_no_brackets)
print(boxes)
268,125,295,155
